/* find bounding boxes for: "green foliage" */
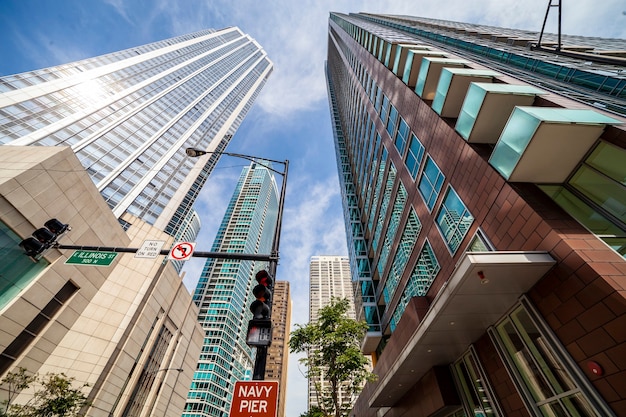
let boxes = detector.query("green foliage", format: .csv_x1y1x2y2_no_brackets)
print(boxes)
289,298,377,417
1,368,90,417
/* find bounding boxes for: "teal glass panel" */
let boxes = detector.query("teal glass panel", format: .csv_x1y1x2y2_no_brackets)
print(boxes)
0,222,49,309
384,43,393,67
414,59,431,97
489,108,541,179
432,68,454,115
402,52,415,84
393,45,404,75
456,83,487,140
570,166,626,224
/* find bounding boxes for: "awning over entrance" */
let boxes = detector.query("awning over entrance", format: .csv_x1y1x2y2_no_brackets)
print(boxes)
369,251,556,407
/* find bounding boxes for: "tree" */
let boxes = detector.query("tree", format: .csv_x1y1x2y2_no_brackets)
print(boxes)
1,368,90,417
289,298,376,417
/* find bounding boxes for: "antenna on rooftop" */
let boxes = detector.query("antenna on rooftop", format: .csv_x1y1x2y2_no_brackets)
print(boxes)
537,0,562,51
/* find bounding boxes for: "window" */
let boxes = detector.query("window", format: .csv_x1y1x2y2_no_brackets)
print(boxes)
394,117,410,157
418,155,445,211
405,133,424,179
453,347,502,416
491,303,606,417
386,105,398,137
436,187,474,253
0,222,49,310
389,240,439,331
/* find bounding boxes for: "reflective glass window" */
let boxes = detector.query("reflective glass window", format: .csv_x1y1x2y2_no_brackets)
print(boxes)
436,187,474,253
418,155,445,211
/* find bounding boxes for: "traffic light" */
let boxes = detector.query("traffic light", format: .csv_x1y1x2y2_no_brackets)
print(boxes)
19,218,70,259
250,269,273,319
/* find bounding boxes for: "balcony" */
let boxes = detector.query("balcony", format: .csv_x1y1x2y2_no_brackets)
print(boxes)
432,69,501,118
455,83,547,143
402,50,449,88
415,58,468,100
489,107,622,182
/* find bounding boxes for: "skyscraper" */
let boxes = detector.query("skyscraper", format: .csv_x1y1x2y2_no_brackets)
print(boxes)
184,162,279,417
0,26,273,240
0,26,271,416
327,12,625,417
266,280,291,417
308,256,356,411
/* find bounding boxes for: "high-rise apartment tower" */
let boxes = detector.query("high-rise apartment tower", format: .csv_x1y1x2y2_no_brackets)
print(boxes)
183,162,279,417
308,256,356,411
0,26,271,416
326,12,626,417
0,27,273,240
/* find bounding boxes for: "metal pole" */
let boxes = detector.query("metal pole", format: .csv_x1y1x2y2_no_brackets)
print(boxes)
54,244,273,262
252,160,288,380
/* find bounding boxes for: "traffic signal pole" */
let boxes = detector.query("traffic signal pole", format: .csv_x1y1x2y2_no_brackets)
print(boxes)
21,150,289,382
252,159,288,380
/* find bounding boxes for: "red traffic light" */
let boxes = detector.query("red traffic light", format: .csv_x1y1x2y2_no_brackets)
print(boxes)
255,270,273,287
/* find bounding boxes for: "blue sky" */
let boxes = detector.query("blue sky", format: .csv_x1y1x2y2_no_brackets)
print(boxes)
1,0,623,415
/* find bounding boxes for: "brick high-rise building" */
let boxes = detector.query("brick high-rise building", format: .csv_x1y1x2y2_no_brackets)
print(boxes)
266,281,291,417
326,12,626,417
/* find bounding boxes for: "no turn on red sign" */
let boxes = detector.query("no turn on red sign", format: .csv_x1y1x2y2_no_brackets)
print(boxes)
167,241,196,261
230,381,278,417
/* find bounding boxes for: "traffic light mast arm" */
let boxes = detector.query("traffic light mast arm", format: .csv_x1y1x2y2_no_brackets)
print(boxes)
54,244,273,262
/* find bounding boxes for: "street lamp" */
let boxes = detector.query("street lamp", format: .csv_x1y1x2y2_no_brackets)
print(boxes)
185,148,289,380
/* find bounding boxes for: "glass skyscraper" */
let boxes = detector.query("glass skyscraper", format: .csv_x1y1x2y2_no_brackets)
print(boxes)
326,12,625,417
0,27,273,239
184,162,278,417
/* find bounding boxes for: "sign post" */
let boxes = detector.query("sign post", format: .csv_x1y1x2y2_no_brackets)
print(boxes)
230,381,278,417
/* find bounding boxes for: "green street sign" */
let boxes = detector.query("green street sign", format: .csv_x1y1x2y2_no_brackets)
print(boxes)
65,250,118,266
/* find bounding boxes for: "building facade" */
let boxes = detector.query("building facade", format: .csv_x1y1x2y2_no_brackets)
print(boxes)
0,27,273,241
326,12,626,417
266,280,291,417
0,146,204,416
183,162,279,417
308,256,357,411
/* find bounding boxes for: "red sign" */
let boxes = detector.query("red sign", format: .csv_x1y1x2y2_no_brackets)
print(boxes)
167,241,195,261
230,381,278,417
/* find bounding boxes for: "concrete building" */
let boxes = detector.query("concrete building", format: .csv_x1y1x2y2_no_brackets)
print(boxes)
326,12,626,417
183,162,279,417
0,146,204,416
308,256,356,411
266,280,291,417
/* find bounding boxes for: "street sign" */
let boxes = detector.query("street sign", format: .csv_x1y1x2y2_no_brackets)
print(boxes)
230,381,278,417
65,250,118,266
167,241,196,261
135,240,165,259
